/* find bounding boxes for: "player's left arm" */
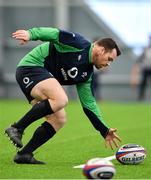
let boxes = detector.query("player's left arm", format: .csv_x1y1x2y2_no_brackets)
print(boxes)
12,27,91,52
76,76,121,149
12,27,59,45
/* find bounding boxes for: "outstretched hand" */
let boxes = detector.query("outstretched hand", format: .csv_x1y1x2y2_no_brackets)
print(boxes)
12,30,30,45
105,128,121,150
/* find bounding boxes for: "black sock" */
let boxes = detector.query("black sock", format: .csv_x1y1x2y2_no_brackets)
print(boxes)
13,99,53,132
19,121,56,155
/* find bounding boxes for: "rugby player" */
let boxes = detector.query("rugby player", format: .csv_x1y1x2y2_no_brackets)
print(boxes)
5,27,121,164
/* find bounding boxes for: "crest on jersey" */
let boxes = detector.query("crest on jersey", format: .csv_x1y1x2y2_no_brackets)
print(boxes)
67,67,78,78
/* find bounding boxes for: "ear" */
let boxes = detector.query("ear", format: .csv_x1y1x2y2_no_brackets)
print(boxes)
101,47,106,55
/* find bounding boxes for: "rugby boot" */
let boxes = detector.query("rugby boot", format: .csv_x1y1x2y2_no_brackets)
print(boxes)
14,152,45,164
5,126,23,148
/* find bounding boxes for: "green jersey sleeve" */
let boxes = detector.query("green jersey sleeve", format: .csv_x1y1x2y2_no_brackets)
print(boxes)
27,27,90,52
28,27,59,43
76,76,109,138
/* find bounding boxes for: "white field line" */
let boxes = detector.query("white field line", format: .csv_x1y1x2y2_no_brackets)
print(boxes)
73,155,116,169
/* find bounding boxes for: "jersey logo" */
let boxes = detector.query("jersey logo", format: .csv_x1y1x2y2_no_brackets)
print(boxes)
81,72,87,78
23,77,33,88
61,68,68,81
67,67,78,79
23,77,30,84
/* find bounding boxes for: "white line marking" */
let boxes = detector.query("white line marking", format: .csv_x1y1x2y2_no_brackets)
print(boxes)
73,155,116,169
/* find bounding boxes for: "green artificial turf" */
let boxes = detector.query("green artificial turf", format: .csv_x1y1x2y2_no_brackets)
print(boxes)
0,99,150,179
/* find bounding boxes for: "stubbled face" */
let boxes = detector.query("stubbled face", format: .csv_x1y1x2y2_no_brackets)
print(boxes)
93,46,117,69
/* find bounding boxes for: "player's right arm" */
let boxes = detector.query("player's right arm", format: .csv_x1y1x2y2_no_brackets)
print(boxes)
76,76,121,149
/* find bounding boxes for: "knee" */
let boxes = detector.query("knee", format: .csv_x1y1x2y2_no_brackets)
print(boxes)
46,110,67,131
60,94,68,107
57,111,67,128
54,94,68,111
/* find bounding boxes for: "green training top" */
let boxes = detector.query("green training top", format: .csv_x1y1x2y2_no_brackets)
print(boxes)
18,27,109,138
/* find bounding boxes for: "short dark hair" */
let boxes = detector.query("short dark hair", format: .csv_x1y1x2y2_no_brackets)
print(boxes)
95,38,121,56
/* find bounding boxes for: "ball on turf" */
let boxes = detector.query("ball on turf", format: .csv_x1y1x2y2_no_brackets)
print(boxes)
83,158,116,179
116,144,147,165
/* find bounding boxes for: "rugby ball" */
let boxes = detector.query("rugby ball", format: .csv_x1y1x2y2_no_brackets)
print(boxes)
83,158,116,179
116,144,147,165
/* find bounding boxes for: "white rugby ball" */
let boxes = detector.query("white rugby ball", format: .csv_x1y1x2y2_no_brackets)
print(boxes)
116,144,147,165
83,158,116,179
